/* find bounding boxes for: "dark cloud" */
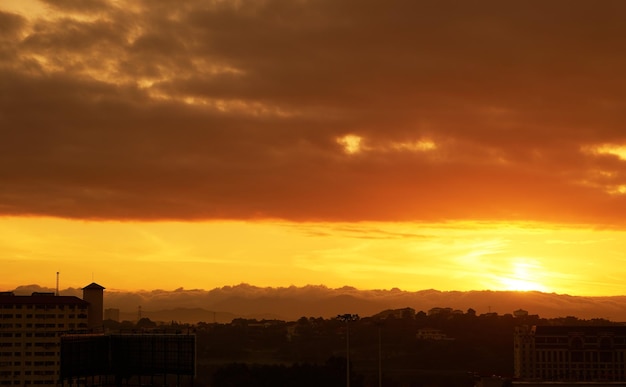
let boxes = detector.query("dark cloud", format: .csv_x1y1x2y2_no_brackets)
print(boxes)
2,0,626,224
0,11,25,39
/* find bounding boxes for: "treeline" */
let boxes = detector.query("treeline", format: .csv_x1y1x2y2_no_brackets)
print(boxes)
103,308,617,386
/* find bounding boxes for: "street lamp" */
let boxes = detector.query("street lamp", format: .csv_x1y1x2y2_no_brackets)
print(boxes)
337,314,360,387
375,321,384,387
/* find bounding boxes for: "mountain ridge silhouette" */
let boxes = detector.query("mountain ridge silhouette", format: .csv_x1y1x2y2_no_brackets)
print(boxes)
10,284,626,323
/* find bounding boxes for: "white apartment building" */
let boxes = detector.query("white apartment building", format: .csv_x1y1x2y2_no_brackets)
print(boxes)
0,283,104,386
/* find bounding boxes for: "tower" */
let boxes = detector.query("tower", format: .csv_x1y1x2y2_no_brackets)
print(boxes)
82,282,105,330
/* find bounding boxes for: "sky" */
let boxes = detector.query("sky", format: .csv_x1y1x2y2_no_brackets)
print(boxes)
2,0,626,296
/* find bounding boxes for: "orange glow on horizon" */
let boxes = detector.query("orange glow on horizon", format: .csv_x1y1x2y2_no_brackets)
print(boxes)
1,216,626,297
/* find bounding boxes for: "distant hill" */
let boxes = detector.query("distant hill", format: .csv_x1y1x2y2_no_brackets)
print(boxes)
10,284,626,324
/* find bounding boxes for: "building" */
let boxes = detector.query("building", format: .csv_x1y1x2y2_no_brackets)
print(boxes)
0,287,97,385
514,325,626,383
60,333,196,385
416,327,454,341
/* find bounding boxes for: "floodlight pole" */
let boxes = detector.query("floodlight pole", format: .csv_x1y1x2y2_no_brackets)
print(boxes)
378,324,382,387
337,314,359,387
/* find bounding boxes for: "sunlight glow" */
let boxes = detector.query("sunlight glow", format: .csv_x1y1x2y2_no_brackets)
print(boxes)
588,144,626,160
609,185,626,195
390,139,437,152
337,134,363,154
498,259,549,292
1,217,626,296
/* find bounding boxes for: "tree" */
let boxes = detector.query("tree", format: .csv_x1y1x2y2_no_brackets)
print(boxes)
136,317,156,329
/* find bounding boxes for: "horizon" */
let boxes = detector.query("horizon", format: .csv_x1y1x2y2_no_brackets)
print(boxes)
8,282,626,322
3,1,626,299
3,217,626,297
8,280,626,297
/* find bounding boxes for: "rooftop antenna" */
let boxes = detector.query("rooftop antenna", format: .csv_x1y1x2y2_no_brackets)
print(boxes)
56,272,59,296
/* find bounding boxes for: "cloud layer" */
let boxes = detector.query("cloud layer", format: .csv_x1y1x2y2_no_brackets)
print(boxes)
13,283,626,322
2,0,626,224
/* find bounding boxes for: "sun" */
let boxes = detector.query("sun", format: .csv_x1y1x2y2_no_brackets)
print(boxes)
498,259,549,292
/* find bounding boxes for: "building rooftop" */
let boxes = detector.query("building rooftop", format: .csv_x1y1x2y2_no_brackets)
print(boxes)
82,282,105,290
0,295,88,305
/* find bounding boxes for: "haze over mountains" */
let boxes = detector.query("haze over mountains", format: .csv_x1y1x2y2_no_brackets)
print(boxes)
11,284,626,324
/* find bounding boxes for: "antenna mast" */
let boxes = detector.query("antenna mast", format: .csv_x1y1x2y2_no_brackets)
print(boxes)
56,272,59,296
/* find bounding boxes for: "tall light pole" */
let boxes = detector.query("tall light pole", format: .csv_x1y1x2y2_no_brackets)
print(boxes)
378,322,382,387
337,314,359,387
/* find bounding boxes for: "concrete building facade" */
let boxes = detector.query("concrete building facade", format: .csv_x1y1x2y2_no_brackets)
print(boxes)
0,283,104,386
514,325,626,383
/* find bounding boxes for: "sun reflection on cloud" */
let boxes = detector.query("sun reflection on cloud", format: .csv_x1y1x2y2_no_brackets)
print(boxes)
336,135,438,155
609,185,626,195
497,258,550,292
337,134,363,154
586,143,626,160
390,139,437,152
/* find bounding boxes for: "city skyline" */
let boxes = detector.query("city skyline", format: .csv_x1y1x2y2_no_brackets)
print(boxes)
2,1,626,296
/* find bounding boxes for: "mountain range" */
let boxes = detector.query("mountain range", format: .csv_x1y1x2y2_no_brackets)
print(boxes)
10,284,626,324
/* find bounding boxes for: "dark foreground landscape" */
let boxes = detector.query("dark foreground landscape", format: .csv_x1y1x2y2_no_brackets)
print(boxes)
104,307,617,386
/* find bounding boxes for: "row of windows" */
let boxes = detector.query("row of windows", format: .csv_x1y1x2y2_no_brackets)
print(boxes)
0,314,85,319
0,304,86,310
534,369,626,381
5,342,59,348
2,383,55,386
0,351,57,357
0,323,85,329
535,350,625,363
1,370,55,376
535,336,625,347
0,361,58,366
2,332,59,338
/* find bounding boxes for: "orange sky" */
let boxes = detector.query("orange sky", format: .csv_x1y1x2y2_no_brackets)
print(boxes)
2,217,626,296
2,1,626,296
